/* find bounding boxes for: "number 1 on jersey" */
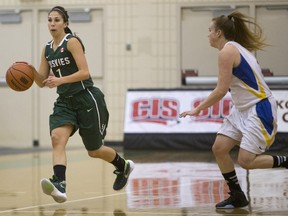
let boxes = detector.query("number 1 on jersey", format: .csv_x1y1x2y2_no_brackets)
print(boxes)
56,68,63,77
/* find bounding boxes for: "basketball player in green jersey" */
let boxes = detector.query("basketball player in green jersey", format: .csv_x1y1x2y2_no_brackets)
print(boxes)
30,6,134,203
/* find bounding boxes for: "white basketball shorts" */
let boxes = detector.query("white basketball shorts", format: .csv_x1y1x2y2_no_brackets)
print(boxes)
217,97,278,154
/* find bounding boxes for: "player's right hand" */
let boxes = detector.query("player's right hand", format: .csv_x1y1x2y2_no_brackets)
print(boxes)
179,108,200,118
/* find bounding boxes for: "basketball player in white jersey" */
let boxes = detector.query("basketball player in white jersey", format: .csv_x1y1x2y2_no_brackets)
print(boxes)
180,11,286,209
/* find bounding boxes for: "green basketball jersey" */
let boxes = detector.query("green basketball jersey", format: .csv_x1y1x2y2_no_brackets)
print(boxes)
45,33,94,96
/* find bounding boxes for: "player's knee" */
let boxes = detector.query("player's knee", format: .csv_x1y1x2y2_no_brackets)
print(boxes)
237,157,252,170
51,134,68,151
88,149,101,158
238,160,250,170
212,143,218,155
212,142,225,157
50,132,62,147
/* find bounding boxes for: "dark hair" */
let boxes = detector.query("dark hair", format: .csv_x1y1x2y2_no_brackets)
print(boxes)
49,6,85,52
212,11,267,51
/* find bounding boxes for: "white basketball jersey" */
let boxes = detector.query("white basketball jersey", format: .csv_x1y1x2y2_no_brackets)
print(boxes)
225,41,272,111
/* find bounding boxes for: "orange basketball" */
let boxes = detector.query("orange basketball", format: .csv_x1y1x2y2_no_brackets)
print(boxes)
6,62,34,91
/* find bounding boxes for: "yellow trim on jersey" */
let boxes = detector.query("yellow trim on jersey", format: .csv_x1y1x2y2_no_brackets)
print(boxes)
239,69,267,99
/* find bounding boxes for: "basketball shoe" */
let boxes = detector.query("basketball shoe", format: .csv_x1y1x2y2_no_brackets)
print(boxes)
216,190,249,209
41,175,67,203
113,160,134,190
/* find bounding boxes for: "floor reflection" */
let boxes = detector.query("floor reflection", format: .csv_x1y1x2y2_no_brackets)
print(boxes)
215,208,250,215
113,209,127,216
52,209,67,216
0,148,288,215
126,162,245,209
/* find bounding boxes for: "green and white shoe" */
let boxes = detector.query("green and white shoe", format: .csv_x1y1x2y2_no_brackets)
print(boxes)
41,175,67,203
113,160,134,191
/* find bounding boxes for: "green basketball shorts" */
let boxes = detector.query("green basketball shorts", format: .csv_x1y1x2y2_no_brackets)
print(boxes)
49,87,109,150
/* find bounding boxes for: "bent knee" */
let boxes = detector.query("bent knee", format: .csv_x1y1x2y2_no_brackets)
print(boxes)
88,149,101,158
212,143,220,155
212,136,238,157
51,132,65,147
237,157,252,170
237,149,258,170
212,142,230,157
50,127,71,147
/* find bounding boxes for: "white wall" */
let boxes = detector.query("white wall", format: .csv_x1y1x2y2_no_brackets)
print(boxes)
181,7,249,76
256,6,288,75
0,0,287,148
180,5,288,76
0,10,34,147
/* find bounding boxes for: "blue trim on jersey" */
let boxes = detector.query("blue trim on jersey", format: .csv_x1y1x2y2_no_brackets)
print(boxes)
232,54,258,90
256,98,274,135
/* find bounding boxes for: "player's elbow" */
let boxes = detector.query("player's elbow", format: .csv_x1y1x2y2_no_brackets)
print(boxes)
219,90,228,98
82,70,90,80
215,90,228,100
216,86,229,98
33,76,45,88
35,81,45,88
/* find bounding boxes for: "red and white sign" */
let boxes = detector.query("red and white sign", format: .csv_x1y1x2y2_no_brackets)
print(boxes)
124,90,288,133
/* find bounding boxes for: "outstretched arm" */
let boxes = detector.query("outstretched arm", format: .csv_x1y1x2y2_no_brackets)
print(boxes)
179,45,236,118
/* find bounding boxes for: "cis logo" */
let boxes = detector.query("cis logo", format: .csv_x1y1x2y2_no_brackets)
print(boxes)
192,98,233,122
131,98,180,125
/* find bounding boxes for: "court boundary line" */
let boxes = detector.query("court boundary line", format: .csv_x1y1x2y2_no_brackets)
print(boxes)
0,177,260,215
0,191,127,214
0,181,203,214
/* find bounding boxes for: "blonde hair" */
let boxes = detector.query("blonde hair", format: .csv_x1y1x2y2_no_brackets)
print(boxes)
212,11,267,51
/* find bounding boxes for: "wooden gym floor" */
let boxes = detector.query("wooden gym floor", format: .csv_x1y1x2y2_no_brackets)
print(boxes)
0,147,288,216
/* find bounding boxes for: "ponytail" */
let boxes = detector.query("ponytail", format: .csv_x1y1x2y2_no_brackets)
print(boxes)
212,11,267,51
73,34,86,53
64,27,72,34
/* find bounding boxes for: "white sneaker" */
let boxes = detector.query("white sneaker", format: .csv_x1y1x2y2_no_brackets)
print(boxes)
41,175,67,203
